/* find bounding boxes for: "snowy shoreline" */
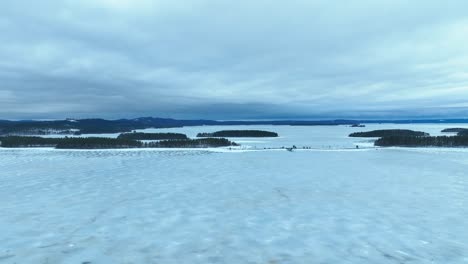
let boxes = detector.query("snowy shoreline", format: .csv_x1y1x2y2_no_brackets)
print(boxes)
2,145,468,153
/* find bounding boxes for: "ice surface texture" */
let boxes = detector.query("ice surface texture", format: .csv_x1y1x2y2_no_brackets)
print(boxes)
1,125,468,263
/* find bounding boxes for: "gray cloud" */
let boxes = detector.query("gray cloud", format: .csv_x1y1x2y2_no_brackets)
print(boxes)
1,0,468,119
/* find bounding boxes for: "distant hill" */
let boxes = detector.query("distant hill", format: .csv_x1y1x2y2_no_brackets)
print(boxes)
0,117,360,135
3,117,468,136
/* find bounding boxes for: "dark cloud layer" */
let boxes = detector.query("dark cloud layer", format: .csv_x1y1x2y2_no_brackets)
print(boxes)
1,0,468,119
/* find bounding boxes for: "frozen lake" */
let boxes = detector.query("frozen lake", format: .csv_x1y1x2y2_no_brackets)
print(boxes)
1,125,468,263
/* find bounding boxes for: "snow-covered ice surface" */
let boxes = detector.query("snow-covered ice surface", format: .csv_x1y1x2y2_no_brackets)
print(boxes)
1,125,468,263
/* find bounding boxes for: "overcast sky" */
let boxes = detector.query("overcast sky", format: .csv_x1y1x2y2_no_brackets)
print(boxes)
1,0,468,120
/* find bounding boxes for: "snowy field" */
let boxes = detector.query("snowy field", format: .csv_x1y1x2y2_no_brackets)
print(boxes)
1,125,468,263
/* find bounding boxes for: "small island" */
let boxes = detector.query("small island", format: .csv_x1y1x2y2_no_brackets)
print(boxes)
349,129,429,138
0,136,238,149
375,135,468,147
441,128,468,136
118,132,188,140
350,124,366,127
197,130,278,138
441,128,468,133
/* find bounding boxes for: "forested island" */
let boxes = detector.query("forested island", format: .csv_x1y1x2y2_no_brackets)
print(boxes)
441,128,468,133
0,136,237,149
375,135,468,147
56,138,142,149
197,130,278,138
441,128,468,137
0,136,141,149
144,138,238,148
356,128,468,147
118,132,188,140
349,129,429,137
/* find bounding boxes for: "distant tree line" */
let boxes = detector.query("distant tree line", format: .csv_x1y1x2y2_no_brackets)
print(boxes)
118,132,188,140
0,136,62,147
375,135,468,147
197,130,278,138
349,129,429,137
0,136,238,149
0,136,142,149
55,137,142,149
